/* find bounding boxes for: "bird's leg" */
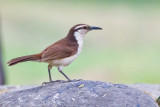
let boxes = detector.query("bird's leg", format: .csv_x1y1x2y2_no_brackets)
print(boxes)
48,64,53,82
42,65,54,85
48,68,52,82
58,66,72,82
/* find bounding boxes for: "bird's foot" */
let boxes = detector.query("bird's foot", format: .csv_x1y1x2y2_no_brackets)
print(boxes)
68,79,83,82
42,80,68,85
42,81,52,85
42,81,57,85
42,79,83,85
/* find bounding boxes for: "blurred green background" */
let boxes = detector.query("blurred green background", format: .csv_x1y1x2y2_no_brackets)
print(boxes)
1,0,160,85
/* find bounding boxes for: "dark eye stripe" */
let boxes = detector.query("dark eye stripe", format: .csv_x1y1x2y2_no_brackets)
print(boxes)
75,27,83,31
75,26,88,31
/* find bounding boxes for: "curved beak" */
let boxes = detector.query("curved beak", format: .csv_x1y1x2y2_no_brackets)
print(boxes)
89,26,103,30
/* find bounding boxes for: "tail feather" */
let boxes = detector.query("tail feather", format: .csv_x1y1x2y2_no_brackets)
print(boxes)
7,54,41,66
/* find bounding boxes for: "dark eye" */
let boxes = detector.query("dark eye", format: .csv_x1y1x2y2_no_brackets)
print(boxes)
83,27,87,29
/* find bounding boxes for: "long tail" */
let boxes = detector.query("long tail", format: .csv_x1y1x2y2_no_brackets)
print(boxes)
7,54,41,66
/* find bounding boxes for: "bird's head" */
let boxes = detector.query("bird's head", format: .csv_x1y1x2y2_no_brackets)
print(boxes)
67,24,102,39
73,24,102,35
67,24,102,42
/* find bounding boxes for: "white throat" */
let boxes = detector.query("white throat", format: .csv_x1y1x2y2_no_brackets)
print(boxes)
74,31,85,55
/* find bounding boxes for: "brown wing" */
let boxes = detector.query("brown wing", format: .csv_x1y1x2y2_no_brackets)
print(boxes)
41,38,77,62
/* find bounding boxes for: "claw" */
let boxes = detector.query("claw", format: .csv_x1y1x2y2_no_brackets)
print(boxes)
42,79,83,85
42,80,70,85
42,81,57,85
68,79,83,82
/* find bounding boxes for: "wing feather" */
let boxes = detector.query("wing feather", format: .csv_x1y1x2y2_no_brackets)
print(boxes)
41,38,78,62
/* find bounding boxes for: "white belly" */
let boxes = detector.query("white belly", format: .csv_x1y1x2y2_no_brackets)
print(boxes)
51,53,79,66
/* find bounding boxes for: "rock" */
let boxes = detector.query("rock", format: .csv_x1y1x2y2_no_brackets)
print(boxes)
129,84,160,100
0,80,158,107
0,85,37,94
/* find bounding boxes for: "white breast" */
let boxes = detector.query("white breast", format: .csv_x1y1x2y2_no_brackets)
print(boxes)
51,31,84,67
74,31,84,55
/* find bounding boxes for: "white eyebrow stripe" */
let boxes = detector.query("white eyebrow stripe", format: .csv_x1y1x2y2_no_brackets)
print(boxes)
74,25,86,30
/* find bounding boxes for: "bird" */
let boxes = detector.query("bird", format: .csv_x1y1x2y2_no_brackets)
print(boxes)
7,24,102,83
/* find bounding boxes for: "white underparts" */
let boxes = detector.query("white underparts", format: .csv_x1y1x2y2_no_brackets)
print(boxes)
74,31,84,56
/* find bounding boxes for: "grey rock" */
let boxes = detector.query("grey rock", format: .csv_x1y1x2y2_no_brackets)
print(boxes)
129,84,160,100
0,85,37,92
0,80,158,107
